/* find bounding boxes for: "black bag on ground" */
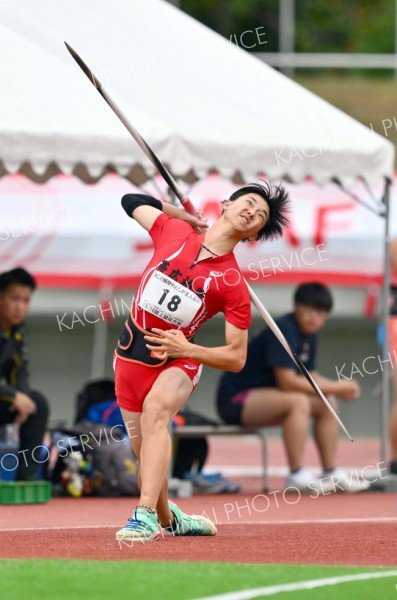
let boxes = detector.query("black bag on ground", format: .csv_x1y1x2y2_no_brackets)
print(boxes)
74,379,116,424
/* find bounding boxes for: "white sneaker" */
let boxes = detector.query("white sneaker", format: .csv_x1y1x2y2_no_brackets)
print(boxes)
284,468,324,494
319,468,370,494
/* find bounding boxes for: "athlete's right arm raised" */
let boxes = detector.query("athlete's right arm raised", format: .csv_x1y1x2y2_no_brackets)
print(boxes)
121,194,208,232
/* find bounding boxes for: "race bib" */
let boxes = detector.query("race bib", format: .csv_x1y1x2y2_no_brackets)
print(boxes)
138,270,202,327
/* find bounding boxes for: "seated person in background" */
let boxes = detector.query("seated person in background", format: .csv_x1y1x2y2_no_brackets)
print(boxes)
0,268,49,480
216,282,368,493
388,239,397,476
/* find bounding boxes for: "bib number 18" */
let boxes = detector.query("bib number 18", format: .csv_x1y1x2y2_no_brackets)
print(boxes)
158,289,181,312
138,270,202,327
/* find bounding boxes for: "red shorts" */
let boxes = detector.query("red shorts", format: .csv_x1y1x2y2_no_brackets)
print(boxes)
113,354,202,413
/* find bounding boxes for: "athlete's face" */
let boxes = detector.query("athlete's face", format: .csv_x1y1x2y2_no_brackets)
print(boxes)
0,284,32,330
222,193,270,240
294,303,329,335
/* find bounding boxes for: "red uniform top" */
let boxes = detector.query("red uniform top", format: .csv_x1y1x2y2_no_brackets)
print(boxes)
131,213,251,336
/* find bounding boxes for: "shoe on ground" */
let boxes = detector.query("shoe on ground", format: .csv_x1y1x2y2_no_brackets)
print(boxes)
319,468,370,493
163,501,217,536
284,468,325,494
115,507,163,542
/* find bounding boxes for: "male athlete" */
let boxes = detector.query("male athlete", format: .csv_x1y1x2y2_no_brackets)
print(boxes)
114,182,289,542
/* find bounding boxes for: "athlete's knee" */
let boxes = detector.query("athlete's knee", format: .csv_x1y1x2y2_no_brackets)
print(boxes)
141,400,169,433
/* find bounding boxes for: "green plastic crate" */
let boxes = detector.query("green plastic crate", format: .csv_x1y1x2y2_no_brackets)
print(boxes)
0,481,52,504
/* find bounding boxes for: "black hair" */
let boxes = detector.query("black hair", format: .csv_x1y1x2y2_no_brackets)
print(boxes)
294,282,333,312
0,268,37,293
227,180,290,242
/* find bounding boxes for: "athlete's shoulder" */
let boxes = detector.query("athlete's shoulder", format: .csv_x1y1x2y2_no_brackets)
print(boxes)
149,213,196,244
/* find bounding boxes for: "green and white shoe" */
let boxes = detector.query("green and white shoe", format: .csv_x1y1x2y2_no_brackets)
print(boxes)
163,502,217,536
116,507,163,542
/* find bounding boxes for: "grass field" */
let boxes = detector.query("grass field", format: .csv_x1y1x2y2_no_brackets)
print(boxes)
1,560,396,599
295,75,397,167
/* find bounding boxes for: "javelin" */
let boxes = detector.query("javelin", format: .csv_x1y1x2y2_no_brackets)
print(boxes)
64,42,353,442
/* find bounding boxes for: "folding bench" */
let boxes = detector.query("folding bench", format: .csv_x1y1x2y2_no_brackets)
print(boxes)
172,425,268,491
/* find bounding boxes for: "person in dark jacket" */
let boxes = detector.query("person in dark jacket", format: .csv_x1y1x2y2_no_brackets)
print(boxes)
0,267,49,480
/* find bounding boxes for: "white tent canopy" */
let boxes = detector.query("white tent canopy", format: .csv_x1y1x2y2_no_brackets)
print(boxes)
0,0,394,187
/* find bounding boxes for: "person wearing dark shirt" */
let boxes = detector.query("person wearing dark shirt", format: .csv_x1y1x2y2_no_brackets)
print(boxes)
0,268,49,481
217,282,368,493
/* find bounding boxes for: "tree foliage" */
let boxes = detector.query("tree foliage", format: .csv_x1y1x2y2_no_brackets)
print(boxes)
295,0,395,53
180,0,395,54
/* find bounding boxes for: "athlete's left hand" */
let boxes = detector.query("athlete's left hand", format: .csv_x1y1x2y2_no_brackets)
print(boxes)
145,328,192,359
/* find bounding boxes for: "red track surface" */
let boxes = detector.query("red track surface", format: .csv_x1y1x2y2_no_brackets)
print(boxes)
1,522,396,566
1,493,396,566
1,438,396,566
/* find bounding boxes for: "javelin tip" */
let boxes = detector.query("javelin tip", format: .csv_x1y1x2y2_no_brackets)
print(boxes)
64,42,101,90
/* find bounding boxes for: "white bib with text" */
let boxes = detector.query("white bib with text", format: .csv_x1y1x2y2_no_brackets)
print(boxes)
138,270,202,327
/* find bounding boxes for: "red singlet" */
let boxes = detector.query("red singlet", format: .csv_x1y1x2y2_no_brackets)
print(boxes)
115,213,251,412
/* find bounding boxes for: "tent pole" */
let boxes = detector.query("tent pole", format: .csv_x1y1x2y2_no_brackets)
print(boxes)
381,177,392,469
333,176,393,468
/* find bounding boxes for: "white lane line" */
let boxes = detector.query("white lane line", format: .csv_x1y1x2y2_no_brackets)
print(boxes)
0,516,396,532
191,570,397,600
206,466,385,478
215,517,397,525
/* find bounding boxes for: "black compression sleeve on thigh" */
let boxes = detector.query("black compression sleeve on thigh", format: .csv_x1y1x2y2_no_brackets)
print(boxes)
121,193,163,218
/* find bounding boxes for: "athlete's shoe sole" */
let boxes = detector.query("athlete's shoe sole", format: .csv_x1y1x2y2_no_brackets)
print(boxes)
115,530,163,543
165,501,217,536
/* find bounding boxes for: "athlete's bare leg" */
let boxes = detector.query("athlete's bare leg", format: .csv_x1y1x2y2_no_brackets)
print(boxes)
120,407,175,526
121,367,193,524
